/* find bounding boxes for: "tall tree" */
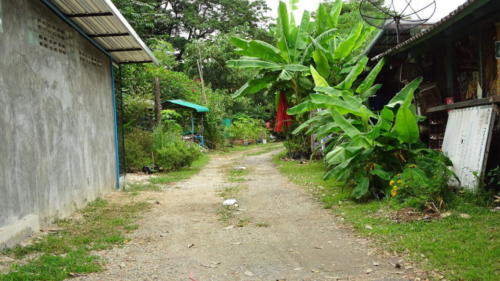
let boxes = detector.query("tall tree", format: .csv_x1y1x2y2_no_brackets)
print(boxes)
112,0,270,59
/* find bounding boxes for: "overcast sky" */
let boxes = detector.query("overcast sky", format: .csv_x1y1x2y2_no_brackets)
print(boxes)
265,0,468,23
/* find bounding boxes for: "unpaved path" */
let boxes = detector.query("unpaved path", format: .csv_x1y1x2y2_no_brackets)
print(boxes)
76,148,418,281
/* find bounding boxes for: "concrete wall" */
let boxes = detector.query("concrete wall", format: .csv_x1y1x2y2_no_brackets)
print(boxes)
0,0,117,247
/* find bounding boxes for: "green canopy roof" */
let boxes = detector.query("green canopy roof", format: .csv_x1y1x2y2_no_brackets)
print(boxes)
163,99,209,113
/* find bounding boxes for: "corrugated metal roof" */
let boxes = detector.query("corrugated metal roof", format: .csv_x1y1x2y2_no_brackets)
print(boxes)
164,100,209,113
48,0,158,64
372,0,491,61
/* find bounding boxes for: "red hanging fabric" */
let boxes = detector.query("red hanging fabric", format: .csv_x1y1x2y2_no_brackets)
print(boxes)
274,91,293,132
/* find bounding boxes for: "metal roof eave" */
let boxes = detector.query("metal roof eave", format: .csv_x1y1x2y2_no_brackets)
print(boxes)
46,0,158,64
103,0,159,65
371,0,491,61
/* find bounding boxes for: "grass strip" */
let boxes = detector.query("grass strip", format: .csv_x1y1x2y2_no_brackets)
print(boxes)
273,154,500,281
0,198,150,281
149,153,209,185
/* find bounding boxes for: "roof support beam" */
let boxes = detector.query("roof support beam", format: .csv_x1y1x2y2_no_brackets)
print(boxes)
66,12,113,18
107,48,143,52
90,33,130,38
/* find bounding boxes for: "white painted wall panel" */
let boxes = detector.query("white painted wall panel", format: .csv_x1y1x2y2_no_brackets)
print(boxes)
442,105,496,190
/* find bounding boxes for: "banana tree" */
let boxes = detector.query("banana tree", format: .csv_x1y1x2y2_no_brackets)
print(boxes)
288,60,425,199
227,0,375,157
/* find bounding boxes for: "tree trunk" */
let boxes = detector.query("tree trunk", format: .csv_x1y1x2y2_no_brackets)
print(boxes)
154,77,162,126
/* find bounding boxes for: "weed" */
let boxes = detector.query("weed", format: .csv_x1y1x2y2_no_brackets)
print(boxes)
227,169,249,183
255,222,270,228
236,218,251,227
217,207,235,224
217,185,247,199
125,183,162,192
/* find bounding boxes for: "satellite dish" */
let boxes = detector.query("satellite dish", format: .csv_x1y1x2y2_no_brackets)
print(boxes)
360,0,436,43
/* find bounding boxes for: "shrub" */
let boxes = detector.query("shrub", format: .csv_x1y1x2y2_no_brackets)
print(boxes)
124,128,153,171
289,67,456,207
389,149,455,209
152,126,202,171
226,116,267,142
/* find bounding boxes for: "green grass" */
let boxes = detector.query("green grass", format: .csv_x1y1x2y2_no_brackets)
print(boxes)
245,143,282,156
221,142,279,154
217,184,247,199
125,182,163,192
148,153,209,185
273,154,500,281
0,198,150,281
227,168,249,183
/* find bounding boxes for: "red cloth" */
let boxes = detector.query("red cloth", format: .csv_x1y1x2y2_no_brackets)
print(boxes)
274,91,293,132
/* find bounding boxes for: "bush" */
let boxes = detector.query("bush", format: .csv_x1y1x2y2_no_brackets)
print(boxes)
226,116,267,142
152,126,202,171
124,128,153,171
283,132,311,159
389,149,455,209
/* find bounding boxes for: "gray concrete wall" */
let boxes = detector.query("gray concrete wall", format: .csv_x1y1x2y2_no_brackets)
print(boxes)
0,0,117,247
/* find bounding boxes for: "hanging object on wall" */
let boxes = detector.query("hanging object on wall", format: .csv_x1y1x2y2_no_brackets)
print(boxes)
359,0,436,44
442,105,497,190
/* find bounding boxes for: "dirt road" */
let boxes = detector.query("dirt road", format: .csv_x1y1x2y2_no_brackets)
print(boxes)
76,148,417,281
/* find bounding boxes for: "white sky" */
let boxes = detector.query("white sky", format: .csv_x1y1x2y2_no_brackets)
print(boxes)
265,0,468,23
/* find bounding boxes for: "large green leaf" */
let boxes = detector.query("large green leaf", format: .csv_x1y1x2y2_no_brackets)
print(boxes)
283,64,309,72
232,74,277,98
310,94,358,113
310,66,329,87
301,28,338,63
278,1,291,45
276,1,292,62
393,106,419,143
288,100,317,115
278,70,293,81
331,110,359,138
246,40,285,63
227,59,282,71
353,26,375,51
336,56,368,89
356,58,385,94
325,146,347,165
291,11,311,55
333,22,363,60
312,50,330,78
316,4,328,35
329,0,343,28
352,175,369,199
230,37,249,49
370,164,392,180
360,84,382,100
386,77,423,108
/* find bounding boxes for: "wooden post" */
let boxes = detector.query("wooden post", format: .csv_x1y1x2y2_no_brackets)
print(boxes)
197,47,208,105
495,23,500,96
154,77,162,126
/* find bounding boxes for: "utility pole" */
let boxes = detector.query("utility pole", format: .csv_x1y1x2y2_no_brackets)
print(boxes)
154,77,162,126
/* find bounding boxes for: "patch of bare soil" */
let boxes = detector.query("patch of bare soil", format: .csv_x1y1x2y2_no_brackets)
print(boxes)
74,148,422,281
386,208,440,223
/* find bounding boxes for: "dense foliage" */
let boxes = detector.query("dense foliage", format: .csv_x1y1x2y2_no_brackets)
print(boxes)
289,63,454,208
112,0,270,60
225,116,268,142
124,112,202,172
